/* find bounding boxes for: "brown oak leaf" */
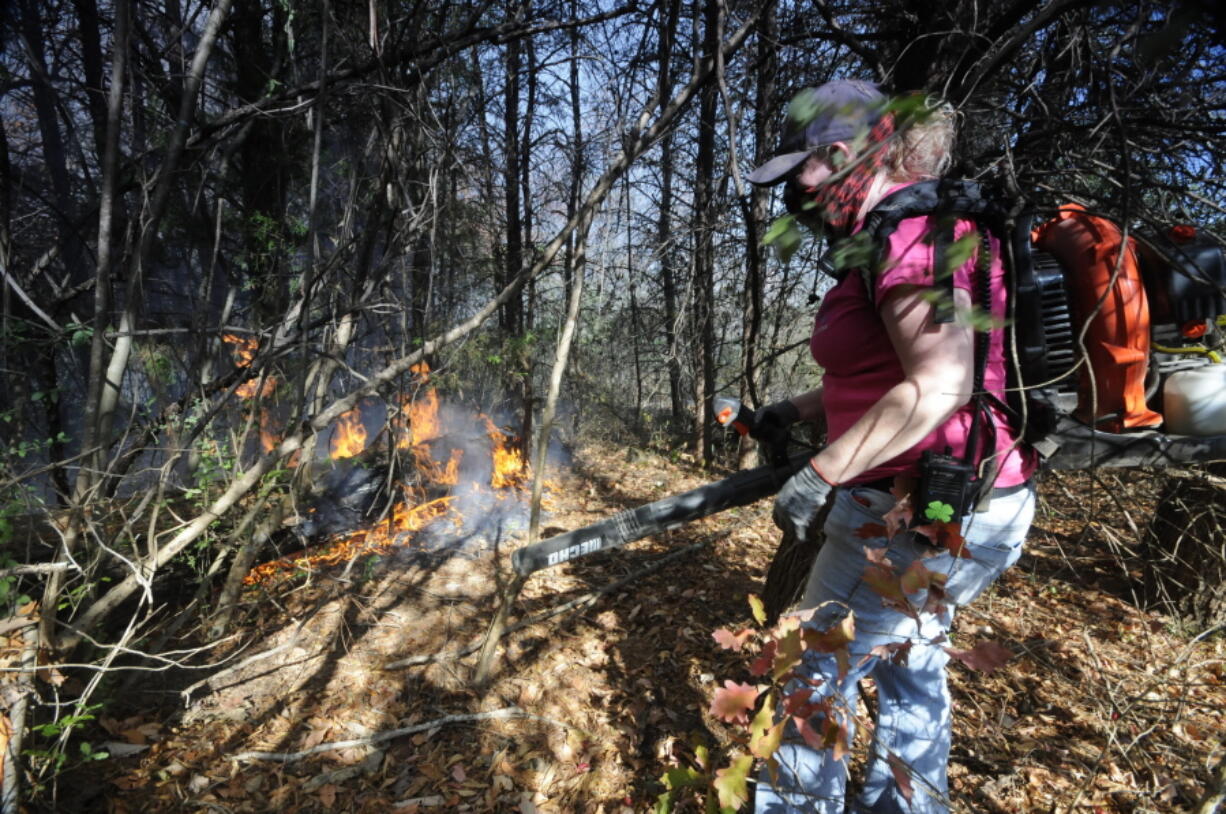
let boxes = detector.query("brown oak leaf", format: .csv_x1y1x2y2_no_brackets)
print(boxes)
855,522,889,540
712,628,755,652
749,640,778,677
888,754,914,802
709,680,760,725
944,640,1013,674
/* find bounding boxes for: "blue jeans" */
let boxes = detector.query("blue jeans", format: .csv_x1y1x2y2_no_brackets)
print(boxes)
755,482,1035,813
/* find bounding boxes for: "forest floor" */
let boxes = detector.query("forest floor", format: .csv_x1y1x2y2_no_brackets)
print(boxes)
62,441,1224,813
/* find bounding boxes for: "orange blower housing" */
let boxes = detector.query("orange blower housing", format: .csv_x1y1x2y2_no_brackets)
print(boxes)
1032,205,1163,433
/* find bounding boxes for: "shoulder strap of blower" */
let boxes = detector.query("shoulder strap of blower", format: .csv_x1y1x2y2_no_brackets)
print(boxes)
846,178,1019,498
855,179,1010,322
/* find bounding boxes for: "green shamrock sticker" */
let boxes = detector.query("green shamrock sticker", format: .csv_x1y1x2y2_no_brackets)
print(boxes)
924,500,955,523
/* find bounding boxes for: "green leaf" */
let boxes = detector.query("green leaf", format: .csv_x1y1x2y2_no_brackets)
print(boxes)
923,500,954,523
787,91,820,125
941,232,980,278
712,755,754,811
749,693,785,760
662,766,705,791
747,594,767,626
831,232,876,272
762,215,804,263
886,93,931,124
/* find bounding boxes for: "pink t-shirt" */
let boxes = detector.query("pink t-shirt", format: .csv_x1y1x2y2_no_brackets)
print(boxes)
810,213,1036,487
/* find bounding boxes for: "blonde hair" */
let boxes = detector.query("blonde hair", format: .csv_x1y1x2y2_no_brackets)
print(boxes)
887,100,956,180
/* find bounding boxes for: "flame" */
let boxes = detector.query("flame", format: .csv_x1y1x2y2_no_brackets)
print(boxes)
441,448,461,485
244,496,455,584
330,407,368,459
397,388,442,449
412,447,463,487
259,409,278,453
223,334,276,399
482,416,528,488
237,376,277,400
391,362,460,483
224,333,285,457
396,362,443,449
222,333,257,367
386,493,454,534
245,377,543,588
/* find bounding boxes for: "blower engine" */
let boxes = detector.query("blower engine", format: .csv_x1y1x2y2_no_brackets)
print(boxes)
1012,204,1226,468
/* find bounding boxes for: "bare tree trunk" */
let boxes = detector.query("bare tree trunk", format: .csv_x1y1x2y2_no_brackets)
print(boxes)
502,7,523,338
44,0,235,652
528,213,592,542
518,13,538,457
38,0,130,649
93,0,236,470
691,0,720,466
15,0,88,289
736,0,776,468
656,0,684,431
71,0,110,161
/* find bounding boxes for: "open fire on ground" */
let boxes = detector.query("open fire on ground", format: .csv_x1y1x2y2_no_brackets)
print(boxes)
220,341,542,585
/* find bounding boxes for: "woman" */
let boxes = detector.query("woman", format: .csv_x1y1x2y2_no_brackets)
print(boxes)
746,80,1037,813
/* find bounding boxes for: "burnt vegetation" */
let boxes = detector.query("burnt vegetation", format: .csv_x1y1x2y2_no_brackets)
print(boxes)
0,0,1224,810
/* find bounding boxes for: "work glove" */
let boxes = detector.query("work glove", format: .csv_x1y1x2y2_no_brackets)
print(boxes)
751,399,800,445
773,461,835,542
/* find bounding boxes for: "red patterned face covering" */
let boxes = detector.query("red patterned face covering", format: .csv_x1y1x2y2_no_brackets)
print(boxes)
806,114,896,239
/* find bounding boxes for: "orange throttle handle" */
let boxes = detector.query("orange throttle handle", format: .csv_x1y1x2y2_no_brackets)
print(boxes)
714,396,755,437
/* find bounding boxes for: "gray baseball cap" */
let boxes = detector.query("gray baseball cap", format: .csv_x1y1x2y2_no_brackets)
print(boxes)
747,80,888,186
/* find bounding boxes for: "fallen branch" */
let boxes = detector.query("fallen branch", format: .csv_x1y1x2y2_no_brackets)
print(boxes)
1161,467,1226,489
2,626,37,814
230,706,572,763
0,618,35,638
386,535,725,670
0,563,73,578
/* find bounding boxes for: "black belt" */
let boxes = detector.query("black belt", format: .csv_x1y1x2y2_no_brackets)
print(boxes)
855,477,1032,500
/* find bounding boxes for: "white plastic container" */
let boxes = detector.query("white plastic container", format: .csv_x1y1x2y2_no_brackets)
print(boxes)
1163,364,1226,436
